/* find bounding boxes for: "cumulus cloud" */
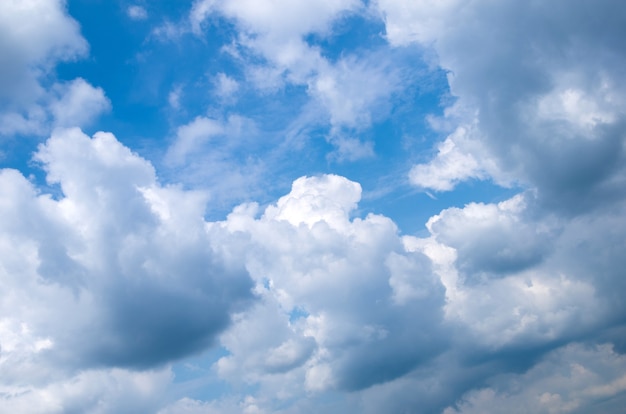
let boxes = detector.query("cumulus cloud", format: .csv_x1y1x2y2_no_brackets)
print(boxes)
50,78,111,128
3,130,626,412
0,128,254,394
387,0,626,208
1,367,172,414
4,1,626,413
204,174,447,398
179,177,625,412
0,0,108,137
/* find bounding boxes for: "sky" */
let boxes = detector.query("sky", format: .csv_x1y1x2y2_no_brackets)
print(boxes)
1,0,625,413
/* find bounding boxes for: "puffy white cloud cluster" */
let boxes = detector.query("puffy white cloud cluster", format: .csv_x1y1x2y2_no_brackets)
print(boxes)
0,128,253,409
206,174,446,396
0,0,109,137
2,128,626,412
2,0,626,413
193,179,623,413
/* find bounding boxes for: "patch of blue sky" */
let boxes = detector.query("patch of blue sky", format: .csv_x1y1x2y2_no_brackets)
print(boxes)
289,306,309,323
170,347,232,403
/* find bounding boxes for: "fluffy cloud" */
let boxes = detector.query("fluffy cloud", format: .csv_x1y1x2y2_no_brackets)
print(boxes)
49,78,111,128
190,0,360,38
206,174,447,395
388,0,626,207
0,128,254,394
0,0,87,98
2,130,626,412
3,132,446,412
3,1,626,413
409,130,485,191
0,0,108,136
1,367,172,414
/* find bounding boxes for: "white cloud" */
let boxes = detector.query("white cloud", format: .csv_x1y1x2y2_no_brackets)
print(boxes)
205,173,447,399
3,2,626,411
2,129,626,412
214,72,239,101
0,0,90,136
163,114,267,206
127,5,148,21
426,194,555,278
263,174,361,230
1,367,172,414
50,78,111,128
192,0,361,38
0,128,254,391
409,130,485,191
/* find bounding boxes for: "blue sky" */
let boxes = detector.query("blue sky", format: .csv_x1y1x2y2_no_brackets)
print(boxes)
1,1,626,413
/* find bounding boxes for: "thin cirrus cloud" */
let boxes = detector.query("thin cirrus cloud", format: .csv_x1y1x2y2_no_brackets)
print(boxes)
1,0,626,413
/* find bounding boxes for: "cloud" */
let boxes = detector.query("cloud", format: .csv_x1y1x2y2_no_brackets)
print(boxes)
190,0,360,38
213,72,239,101
444,344,626,414
50,78,111,128
3,1,626,413
1,367,172,414
0,0,91,136
426,194,555,279
2,132,626,412
205,174,447,396
409,130,485,191
163,114,266,206
0,128,254,384
167,116,226,164
187,0,402,161
384,0,626,208
127,5,148,21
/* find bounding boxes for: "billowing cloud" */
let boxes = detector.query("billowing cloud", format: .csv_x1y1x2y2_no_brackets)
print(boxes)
0,0,108,137
206,174,447,393
2,129,626,412
0,128,254,384
388,0,626,207
3,1,626,413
